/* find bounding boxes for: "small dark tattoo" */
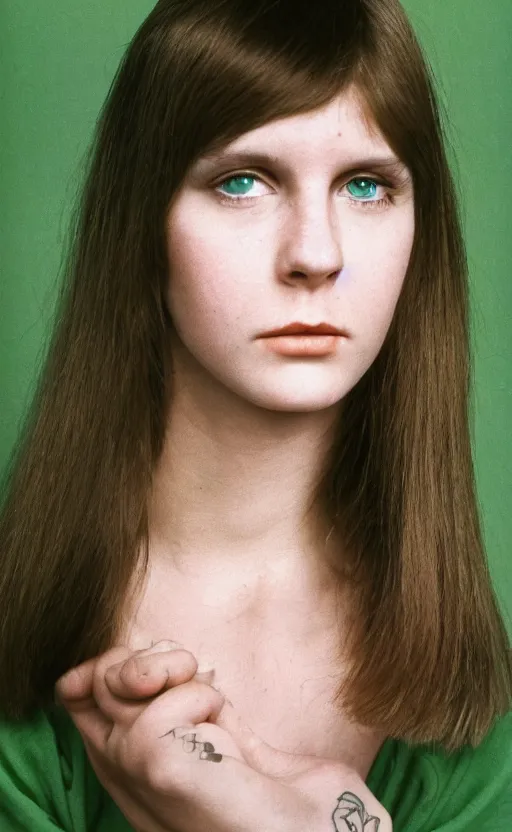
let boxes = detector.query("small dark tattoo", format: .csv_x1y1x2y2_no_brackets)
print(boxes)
159,727,223,763
332,791,380,831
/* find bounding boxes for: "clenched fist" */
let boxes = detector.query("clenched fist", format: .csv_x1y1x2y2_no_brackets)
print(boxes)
55,641,392,832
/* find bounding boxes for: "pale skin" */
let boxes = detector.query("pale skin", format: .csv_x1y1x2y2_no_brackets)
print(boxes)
56,642,390,831
56,84,413,829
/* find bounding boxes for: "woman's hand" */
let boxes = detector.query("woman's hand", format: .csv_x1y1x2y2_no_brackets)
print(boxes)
55,642,391,832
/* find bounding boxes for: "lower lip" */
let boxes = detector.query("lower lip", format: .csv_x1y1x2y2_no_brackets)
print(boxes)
261,334,342,356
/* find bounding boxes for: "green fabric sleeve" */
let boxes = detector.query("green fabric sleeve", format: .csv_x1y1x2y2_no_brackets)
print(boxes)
0,703,510,830
367,710,512,830
0,706,112,831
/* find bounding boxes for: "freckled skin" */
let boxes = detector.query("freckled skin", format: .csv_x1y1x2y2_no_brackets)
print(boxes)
165,88,415,417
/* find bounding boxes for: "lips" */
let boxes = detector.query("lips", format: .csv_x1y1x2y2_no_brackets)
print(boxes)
260,322,346,337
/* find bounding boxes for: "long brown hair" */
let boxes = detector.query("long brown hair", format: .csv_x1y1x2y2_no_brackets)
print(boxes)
1,0,510,752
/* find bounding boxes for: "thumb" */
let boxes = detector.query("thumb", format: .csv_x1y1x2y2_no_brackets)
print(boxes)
213,696,311,780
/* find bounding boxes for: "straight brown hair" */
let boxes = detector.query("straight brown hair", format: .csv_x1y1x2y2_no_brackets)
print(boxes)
1,0,510,752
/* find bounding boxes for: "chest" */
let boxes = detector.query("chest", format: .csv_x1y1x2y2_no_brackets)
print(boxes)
121,583,385,780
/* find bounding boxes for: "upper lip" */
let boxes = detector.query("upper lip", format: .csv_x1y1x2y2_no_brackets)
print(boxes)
260,321,346,337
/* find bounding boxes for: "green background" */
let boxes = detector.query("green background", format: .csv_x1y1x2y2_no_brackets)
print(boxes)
1,2,511,637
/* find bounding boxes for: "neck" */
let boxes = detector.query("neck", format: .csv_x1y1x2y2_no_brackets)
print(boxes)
147,368,342,587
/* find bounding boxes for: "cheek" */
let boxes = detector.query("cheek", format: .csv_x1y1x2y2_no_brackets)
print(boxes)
342,232,413,336
165,235,247,343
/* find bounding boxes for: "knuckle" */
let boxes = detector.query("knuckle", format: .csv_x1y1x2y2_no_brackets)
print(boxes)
92,649,134,716
94,646,133,681
120,654,151,677
186,679,222,708
55,664,84,697
124,649,198,682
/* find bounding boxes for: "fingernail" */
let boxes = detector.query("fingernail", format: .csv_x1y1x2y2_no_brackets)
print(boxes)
146,640,184,654
196,657,215,673
194,669,215,682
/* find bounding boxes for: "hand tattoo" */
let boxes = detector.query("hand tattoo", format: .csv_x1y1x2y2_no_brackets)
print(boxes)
159,727,223,763
332,791,380,831
159,732,381,829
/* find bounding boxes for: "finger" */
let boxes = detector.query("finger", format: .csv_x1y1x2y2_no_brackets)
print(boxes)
104,646,199,702
96,645,205,727
55,658,97,704
118,640,215,699
135,640,215,682
55,647,131,705
104,639,186,699
55,647,134,751
57,643,194,762
121,679,226,768
125,641,216,688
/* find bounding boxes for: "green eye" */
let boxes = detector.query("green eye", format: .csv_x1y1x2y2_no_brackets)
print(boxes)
214,171,393,211
347,177,378,199
217,174,257,196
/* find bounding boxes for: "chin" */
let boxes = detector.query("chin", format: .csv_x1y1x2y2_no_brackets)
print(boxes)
245,388,347,413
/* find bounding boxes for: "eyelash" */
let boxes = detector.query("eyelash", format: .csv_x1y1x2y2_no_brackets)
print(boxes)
213,171,396,211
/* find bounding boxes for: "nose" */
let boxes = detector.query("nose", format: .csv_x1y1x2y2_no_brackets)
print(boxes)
279,197,344,290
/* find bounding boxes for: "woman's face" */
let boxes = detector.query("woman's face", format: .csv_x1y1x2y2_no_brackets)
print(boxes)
164,87,415,413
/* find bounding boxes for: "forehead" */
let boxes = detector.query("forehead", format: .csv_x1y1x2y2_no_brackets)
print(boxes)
192,89,406,182
201,89,389,164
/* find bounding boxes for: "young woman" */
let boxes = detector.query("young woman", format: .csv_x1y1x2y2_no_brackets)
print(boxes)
0,0,510,830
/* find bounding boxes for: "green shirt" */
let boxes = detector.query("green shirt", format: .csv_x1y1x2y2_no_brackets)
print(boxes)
0,705,510,830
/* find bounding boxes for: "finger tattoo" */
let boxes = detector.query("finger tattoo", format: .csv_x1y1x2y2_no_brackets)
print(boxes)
159,728,223,763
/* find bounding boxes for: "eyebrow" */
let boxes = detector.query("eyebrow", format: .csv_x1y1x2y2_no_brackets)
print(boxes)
193,149,410,179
